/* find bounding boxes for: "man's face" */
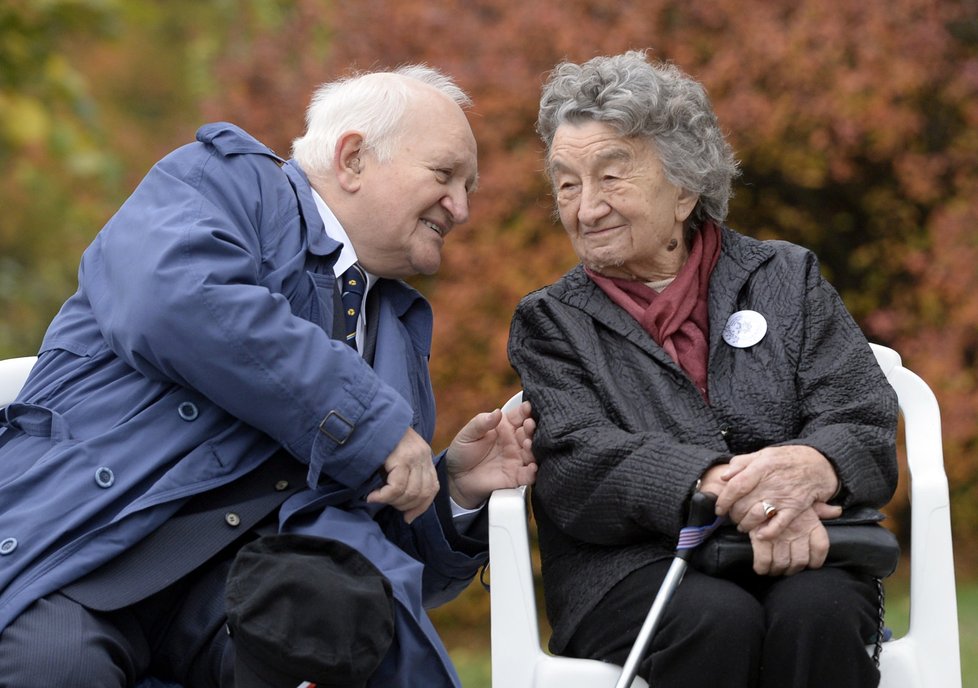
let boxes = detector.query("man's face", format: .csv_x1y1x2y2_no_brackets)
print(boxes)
351,92,478,279
549,119,693,281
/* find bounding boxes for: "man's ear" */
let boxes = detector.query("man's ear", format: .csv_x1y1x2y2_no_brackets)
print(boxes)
334,132,365,192
675,187,700,223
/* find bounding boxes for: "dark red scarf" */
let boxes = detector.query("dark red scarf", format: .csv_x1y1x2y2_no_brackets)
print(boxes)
585,221,722,400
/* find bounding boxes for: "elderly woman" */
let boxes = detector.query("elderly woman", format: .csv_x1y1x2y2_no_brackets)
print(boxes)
507,51,898,687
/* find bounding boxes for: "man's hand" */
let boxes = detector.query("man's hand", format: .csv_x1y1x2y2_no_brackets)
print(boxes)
445,400,537,509
366,427,439,523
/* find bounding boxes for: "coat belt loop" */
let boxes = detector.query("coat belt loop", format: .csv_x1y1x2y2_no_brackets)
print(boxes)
1,403,73,442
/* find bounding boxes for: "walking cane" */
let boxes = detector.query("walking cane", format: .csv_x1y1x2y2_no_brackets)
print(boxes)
614,491,723,688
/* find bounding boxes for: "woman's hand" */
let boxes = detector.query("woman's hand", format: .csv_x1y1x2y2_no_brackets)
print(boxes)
714,445,841,539
748,502,842,575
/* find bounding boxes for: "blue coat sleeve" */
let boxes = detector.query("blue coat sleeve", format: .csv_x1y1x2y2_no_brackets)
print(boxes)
80,135,412,490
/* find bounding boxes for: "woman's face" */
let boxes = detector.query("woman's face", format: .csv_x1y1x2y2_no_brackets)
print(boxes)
549,120,698,281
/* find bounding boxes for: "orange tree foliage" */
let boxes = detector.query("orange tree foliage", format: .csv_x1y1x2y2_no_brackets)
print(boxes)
205,0,978,568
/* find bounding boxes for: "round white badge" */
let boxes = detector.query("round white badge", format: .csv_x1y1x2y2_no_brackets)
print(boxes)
722,310,768,348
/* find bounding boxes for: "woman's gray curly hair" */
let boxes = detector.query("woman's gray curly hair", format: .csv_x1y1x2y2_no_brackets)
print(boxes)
537,50,740,233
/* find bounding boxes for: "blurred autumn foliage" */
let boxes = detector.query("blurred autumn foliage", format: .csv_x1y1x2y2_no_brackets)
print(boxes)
3,0,978,652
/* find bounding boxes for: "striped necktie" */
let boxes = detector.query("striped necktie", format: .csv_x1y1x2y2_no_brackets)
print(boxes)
340,264,367,349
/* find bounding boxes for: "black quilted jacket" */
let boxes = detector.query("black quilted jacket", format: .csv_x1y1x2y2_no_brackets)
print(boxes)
507,226,898,653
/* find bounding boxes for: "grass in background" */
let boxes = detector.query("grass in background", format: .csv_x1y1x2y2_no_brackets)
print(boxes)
957,581,978,683
447,577,978,688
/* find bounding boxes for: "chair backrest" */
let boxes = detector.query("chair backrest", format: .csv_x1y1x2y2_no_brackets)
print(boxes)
0,356,38,407
489,343,961,688
868,344,961,688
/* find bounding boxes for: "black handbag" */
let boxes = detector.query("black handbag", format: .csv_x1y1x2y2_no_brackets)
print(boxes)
689,506,901,579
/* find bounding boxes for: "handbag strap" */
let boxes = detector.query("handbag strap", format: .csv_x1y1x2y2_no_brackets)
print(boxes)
872,577,886,667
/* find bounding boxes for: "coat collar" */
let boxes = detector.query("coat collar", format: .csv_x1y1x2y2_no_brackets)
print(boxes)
196,122,283,159
550,265,672,368
282,160,343,259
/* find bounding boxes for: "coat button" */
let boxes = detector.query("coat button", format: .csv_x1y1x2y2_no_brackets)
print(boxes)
720,427,730,438
0,537,17,555
225,512,241,527
274,480,290,491
94,466,115,488
178,402,199,421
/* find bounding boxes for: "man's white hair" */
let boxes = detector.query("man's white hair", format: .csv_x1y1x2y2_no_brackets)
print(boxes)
291,64,471,175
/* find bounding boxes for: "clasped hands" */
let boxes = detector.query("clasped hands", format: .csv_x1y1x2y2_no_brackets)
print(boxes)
698,445,840,576
365,401,536,523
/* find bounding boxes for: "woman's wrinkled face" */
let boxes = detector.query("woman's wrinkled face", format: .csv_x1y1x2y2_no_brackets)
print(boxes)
549,120,697,281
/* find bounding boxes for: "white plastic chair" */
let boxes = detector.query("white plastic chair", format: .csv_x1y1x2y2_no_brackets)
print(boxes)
868,344,961,688
489,343,961,688
490,392,649,688
0,355,38,407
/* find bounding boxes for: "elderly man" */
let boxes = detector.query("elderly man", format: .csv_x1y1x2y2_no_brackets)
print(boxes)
0,65,535,687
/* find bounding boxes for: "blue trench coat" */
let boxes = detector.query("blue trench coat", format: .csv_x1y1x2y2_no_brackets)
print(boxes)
0,123,483,687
